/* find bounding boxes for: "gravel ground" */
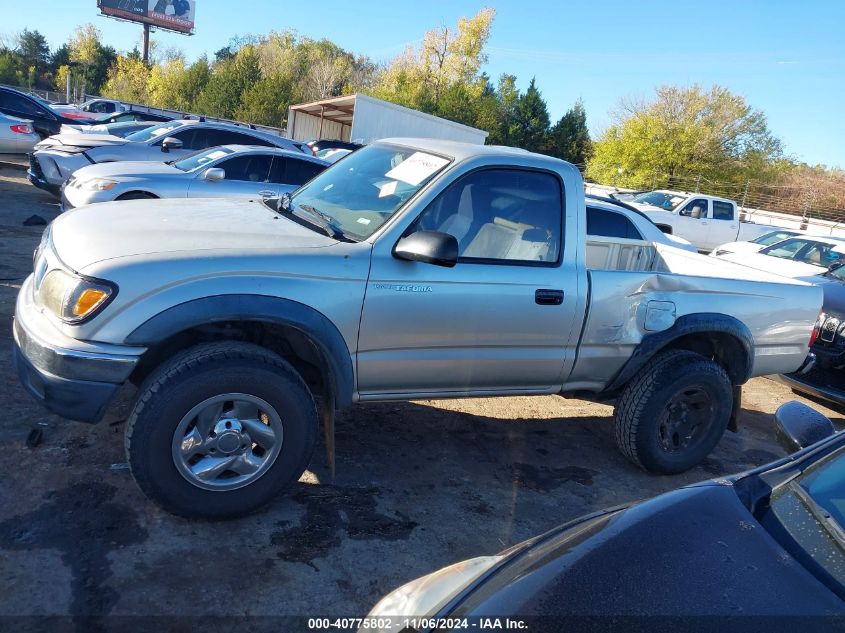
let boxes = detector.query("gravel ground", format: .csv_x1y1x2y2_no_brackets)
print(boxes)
0,166,840,628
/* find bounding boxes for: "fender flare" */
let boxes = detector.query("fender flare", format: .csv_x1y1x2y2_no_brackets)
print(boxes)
605,312,754,393
124,295,354,408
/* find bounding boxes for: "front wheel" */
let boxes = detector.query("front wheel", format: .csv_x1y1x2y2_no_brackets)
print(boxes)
125,342,317,519
614,349,732,474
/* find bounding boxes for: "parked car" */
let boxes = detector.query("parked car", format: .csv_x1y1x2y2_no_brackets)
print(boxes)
306,138,362,154
629,190,773,252
711,228,804,257
0,86,93,139
51,98,128,120
0,113,40,154
59,120,159,138
13,139,821,518
584,194,697,256
777,263,845,408
362,400,845,628
29,119,310,196
60,145,328,210
716,235,845,280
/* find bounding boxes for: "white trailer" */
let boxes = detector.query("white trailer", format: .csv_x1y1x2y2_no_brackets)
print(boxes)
286,94,489,145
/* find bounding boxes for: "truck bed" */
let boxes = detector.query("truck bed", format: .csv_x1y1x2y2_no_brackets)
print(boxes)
568,242,822,391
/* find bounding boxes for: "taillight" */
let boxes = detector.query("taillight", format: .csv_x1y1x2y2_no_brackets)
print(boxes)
809,312,825,347
10,124,33,134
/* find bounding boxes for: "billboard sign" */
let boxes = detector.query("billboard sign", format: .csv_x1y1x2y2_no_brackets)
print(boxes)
97,0,196,34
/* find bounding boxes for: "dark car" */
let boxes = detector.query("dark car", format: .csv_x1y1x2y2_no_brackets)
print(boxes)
95,110,174,124
363,401,845,631
0,87,92,139
779,263,845,409
306,138,362,154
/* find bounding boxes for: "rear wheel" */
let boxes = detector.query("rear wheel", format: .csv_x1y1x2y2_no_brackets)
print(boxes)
614,349,732,474
125,342,317,519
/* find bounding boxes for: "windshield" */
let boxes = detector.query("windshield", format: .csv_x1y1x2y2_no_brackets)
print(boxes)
125,121,184,143
762,238,845,268
286,143,451,240
173,147,233,171
801,450,845,530
631,191,686,210
753,230,797,246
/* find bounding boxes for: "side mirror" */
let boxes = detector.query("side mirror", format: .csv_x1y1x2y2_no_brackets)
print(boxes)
394,231,459,268
690,206,703,219
202,167,225,182
161,136,183,153
774,401,835,453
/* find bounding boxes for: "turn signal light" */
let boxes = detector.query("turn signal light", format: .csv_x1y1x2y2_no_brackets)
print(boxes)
73,288,109,317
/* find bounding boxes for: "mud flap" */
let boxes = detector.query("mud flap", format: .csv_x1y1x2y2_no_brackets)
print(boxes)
728,385,741,432
322,393,336,478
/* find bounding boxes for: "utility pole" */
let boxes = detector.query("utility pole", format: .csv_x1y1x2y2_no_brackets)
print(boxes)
142,23,151,63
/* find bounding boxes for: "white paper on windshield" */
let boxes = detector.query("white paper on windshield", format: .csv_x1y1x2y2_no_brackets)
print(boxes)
378,180,398,198
199,150,228,164
385,152,448,186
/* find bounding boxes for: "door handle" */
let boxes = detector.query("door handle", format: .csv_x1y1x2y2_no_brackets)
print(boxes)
535,289,564,305
258,189,275,198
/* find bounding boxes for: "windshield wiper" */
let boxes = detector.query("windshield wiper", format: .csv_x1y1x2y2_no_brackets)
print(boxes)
294,204,354,242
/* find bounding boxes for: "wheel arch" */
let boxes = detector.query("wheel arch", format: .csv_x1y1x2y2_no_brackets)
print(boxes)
124,295,354,409
605,313,754,393
116,190,159,200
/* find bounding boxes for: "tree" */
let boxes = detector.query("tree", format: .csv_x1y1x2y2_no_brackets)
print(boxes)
371,7,495,113
195,45,261,118
509,78,550,152
235,72,295,126
17,29,50,75
544,100,592,167
586,85,783,188
101,55,151,103
67,24,116,95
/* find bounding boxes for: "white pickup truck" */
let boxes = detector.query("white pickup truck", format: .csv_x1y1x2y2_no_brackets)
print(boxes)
627,191,774,253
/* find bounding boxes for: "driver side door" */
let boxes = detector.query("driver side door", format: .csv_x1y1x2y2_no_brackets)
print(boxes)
187,153,277,199
675,197,710,251
356,167,582,398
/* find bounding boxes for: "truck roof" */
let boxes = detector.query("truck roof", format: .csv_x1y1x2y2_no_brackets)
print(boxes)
376,137,571,168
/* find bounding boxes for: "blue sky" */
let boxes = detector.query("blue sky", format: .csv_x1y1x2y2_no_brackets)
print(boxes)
6,0,844,168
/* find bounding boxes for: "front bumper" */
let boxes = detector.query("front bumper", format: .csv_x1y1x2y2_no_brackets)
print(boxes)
27,153,59,196
13,277,143,423
28,151,90,197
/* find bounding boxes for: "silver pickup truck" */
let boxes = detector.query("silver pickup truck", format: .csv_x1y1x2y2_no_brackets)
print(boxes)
12,139,822,518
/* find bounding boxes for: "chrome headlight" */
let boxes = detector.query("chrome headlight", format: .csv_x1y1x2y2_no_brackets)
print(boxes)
78,177,118,191
367,556,501,619
37,269,115,324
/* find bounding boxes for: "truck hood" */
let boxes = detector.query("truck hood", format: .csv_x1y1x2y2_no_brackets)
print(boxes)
51,197,337,272
629,202,669,214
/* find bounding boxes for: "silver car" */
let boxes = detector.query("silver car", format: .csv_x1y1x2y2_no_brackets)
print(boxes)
29,119,311,196
0,113,40,154
59,120,159,137
60,145,328,210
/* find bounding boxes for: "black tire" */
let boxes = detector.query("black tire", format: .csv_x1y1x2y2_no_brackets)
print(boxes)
117,191,157,201
125,342,317,519
614,349,732,474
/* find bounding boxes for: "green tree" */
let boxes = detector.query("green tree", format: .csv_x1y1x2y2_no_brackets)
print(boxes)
544,100,592,167
586,85,783,188
195,45,261,118
67,24,116,95
235,72,296,126
17,29,50,75
101,55,151,103
509,78,550,152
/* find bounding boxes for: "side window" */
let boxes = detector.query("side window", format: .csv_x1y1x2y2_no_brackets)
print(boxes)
679,198,708,218
412,169,563,264
207,129,274,148
712,201,734,221
216,155,273,182
276,158,325,185
587,207,643,240
0,93,42,117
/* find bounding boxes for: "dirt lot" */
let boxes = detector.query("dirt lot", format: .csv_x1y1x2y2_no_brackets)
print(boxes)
0,165,840,626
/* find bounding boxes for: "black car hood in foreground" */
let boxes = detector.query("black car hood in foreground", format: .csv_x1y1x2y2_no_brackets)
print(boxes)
818,275,845,318
446,484,844,621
